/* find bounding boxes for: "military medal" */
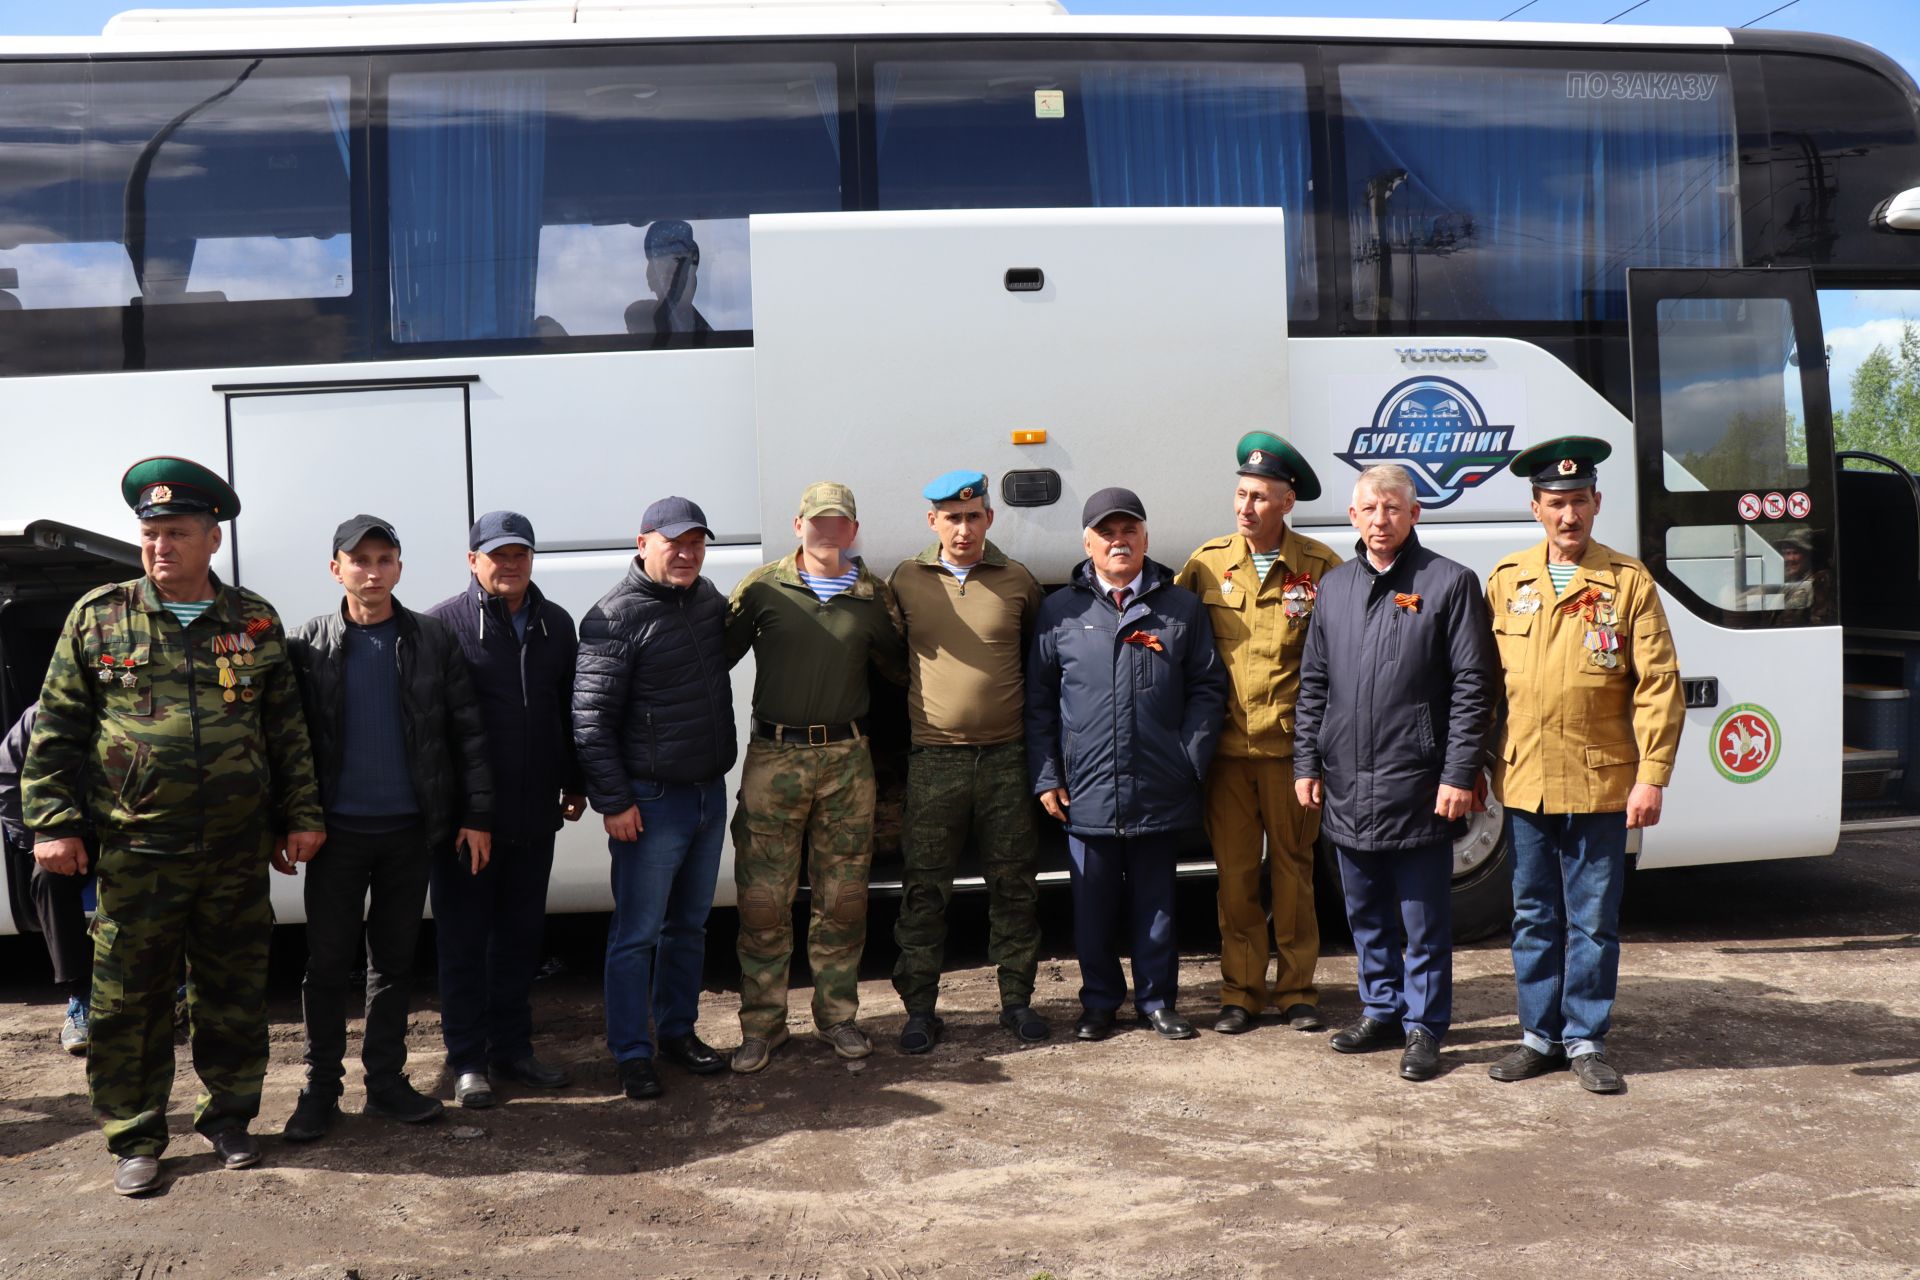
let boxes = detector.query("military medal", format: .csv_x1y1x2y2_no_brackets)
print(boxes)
1281,571,1316,621
1509,583,1541,615
97,654,117,684
218,666,238,703
121,669,138,688
239,632,256,666
1566,587,1622,669
239,674,256,703
1221,569,1235,596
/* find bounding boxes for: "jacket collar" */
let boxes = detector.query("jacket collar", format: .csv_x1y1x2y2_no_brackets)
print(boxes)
1225,525,1309,584
331,595,413,633
137,572,242,626
1352,530,1422,585
1071,555,1170,602
771,550,879,600
470,575,550,640
1514,538,1616,600
912,539,1011,569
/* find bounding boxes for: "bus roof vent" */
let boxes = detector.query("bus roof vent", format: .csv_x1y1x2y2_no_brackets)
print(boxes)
105,0,1067,34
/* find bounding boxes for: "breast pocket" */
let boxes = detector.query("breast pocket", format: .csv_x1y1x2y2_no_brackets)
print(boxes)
1492,613,1533,673
1202,588,1249,646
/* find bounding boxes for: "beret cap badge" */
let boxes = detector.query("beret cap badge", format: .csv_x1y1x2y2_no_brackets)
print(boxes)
150,484,173,503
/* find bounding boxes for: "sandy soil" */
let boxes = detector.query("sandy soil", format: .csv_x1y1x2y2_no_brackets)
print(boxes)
1,833,1916,1280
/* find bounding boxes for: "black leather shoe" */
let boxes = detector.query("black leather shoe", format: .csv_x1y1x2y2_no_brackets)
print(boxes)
1213,1005,1253,1035
999,1005,1050,1043
1399,1029,1441,1081
113,1155,162,1196
1074,1008,1117,1042
1280,1003,1325,1032
898,1013,944,1055
1330,1016,1402,1054
618,1058,664,1101
282,1090,340,1143
1144,1008,1198,1040
1571,1052,1625,1094
366,1079,445,1124
657,1034,726,1076
454,1071,495,1109
492,1054,570,1089
1488,1045,1564,1082
207,1127,261,1170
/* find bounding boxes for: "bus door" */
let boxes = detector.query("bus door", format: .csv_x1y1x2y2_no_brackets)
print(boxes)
221,378,476,628
1626,267,1842,866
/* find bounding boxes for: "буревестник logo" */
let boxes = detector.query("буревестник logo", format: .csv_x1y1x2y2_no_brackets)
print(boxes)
1335,376,1520,509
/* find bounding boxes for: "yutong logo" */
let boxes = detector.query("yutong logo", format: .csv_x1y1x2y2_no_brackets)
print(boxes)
1335,376,1519,509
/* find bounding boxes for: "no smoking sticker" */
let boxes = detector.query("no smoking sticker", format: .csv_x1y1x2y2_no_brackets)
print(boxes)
1712,703,1780,783
1787,490,1811,519
1737,493,1761,521
1762,491,1787,519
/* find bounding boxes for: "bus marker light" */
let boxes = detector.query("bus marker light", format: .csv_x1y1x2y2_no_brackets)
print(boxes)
1012,430,1047,445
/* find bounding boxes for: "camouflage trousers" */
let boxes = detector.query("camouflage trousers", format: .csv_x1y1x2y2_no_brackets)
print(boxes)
892,742,1041,1013
731,737,875,1039
1204,757,1322,1013
88,831,273,1158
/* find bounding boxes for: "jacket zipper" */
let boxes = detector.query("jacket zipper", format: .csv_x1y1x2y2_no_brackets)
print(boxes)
679,592,725,776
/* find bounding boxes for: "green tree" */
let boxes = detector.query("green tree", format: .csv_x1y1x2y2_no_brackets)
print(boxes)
1834,320,1920,472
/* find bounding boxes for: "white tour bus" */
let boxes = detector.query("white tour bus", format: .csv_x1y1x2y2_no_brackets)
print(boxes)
3,1,1918,942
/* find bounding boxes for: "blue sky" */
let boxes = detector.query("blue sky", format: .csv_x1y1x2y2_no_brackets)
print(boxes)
2,0,1914,406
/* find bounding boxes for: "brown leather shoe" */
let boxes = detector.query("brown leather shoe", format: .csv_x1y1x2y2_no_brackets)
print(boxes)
113,1155,162,1196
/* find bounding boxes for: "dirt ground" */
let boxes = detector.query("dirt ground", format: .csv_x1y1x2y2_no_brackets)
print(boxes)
1,833,1917,1280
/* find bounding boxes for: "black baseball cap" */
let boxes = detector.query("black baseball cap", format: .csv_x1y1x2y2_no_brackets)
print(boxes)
641,496,714,540
1082,486,1147,528
470,510,536,553
332,514,401,555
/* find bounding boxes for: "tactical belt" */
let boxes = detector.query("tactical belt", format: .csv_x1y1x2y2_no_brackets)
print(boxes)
752,718,865,747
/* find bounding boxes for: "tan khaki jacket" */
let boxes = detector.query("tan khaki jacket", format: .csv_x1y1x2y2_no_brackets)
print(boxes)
1486,539,1684,814
889,540,1045,747
1177,526,1342,760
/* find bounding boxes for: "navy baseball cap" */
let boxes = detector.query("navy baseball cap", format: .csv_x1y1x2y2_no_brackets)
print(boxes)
1082,487,1147,528
332,514,400,555
470,510,536,553
641,496,714,540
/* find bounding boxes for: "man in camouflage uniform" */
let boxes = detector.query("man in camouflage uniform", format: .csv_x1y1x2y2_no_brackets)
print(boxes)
888,470,1048,1053
1177,432,1341,1036
725,481,907,1072
24,457,325,1196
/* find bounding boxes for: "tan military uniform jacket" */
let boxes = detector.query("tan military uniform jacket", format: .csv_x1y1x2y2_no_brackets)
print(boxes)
1486,539,1684,814
1177,526,1342,760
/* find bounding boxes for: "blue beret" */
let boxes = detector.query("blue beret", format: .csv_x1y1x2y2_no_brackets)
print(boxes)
923,470,990,504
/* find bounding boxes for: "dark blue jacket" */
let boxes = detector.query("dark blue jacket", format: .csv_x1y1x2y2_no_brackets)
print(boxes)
426,578,582,840
1293,533,1497,853
1026,558,1227,838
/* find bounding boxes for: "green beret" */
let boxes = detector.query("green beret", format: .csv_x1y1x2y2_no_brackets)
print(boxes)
1235,431,1321,502
121,456,241,521
1509,435,1612,491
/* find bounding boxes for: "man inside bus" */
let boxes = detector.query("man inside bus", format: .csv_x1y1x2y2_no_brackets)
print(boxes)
1484,437,1683,1094
1178,432,1341,1038
426,512,586,1110
1026,487,1227,1043
725,481,907,1072
283,516,493,1141
574,496,737,1100
625,219,713,338
888,469,1049,1054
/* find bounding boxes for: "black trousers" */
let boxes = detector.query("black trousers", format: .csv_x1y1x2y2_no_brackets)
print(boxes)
429,831,556,1073
30,861,94,990
300,823,431,1097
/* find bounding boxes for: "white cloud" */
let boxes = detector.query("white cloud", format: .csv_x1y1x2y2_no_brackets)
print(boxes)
1825,317,1917,415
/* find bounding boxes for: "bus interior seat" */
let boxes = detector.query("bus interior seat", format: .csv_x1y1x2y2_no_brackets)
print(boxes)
1836,465,1920,631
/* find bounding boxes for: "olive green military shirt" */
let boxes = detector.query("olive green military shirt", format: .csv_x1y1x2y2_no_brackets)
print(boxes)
23,574,324,854
726,553,907,728
888,540,1045,748
1176,526,1343,760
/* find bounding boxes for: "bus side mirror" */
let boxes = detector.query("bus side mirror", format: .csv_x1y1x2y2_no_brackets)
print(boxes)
1871,187,1920,232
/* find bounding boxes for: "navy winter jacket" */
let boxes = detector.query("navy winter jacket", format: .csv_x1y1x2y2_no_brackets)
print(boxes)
1025,558,1228,838
572,558,736,811
1292,533,1497,852
426,578,583,840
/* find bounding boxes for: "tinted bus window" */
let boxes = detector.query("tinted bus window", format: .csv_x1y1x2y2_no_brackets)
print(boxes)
383,51,844,345
1337,53,1737,325
1763,54,1920,270
871,52,1319,320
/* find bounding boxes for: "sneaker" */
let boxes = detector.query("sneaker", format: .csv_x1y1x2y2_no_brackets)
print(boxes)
282,1090,341,1143
813,1020,873,1060
60,999,90,1056
730,1027,791,1074
365,1078,445,1124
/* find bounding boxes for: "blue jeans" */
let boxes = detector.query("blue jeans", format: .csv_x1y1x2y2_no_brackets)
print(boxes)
1066,832,1181,1015
1334,841,1454,1041
605,778,726,1064
430,830,556,1073
1507,810,1629,1059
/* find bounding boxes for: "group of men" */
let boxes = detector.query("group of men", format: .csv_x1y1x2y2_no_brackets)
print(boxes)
7,428,1681,1198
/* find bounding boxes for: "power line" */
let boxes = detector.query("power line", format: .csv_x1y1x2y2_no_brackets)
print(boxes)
1741,0,1801,28
1603,0,1653,22
1498,0,1542,18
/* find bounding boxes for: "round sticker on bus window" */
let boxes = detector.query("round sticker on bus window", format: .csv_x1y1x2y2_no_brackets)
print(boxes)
1736,493,1761,521
1711,703,1780,783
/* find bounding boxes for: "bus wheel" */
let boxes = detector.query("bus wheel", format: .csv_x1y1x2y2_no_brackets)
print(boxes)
1450,793,1512,943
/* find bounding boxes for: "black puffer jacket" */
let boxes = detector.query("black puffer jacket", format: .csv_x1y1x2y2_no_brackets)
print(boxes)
427,578,583,839
573,558,735,812
290,599,492,844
